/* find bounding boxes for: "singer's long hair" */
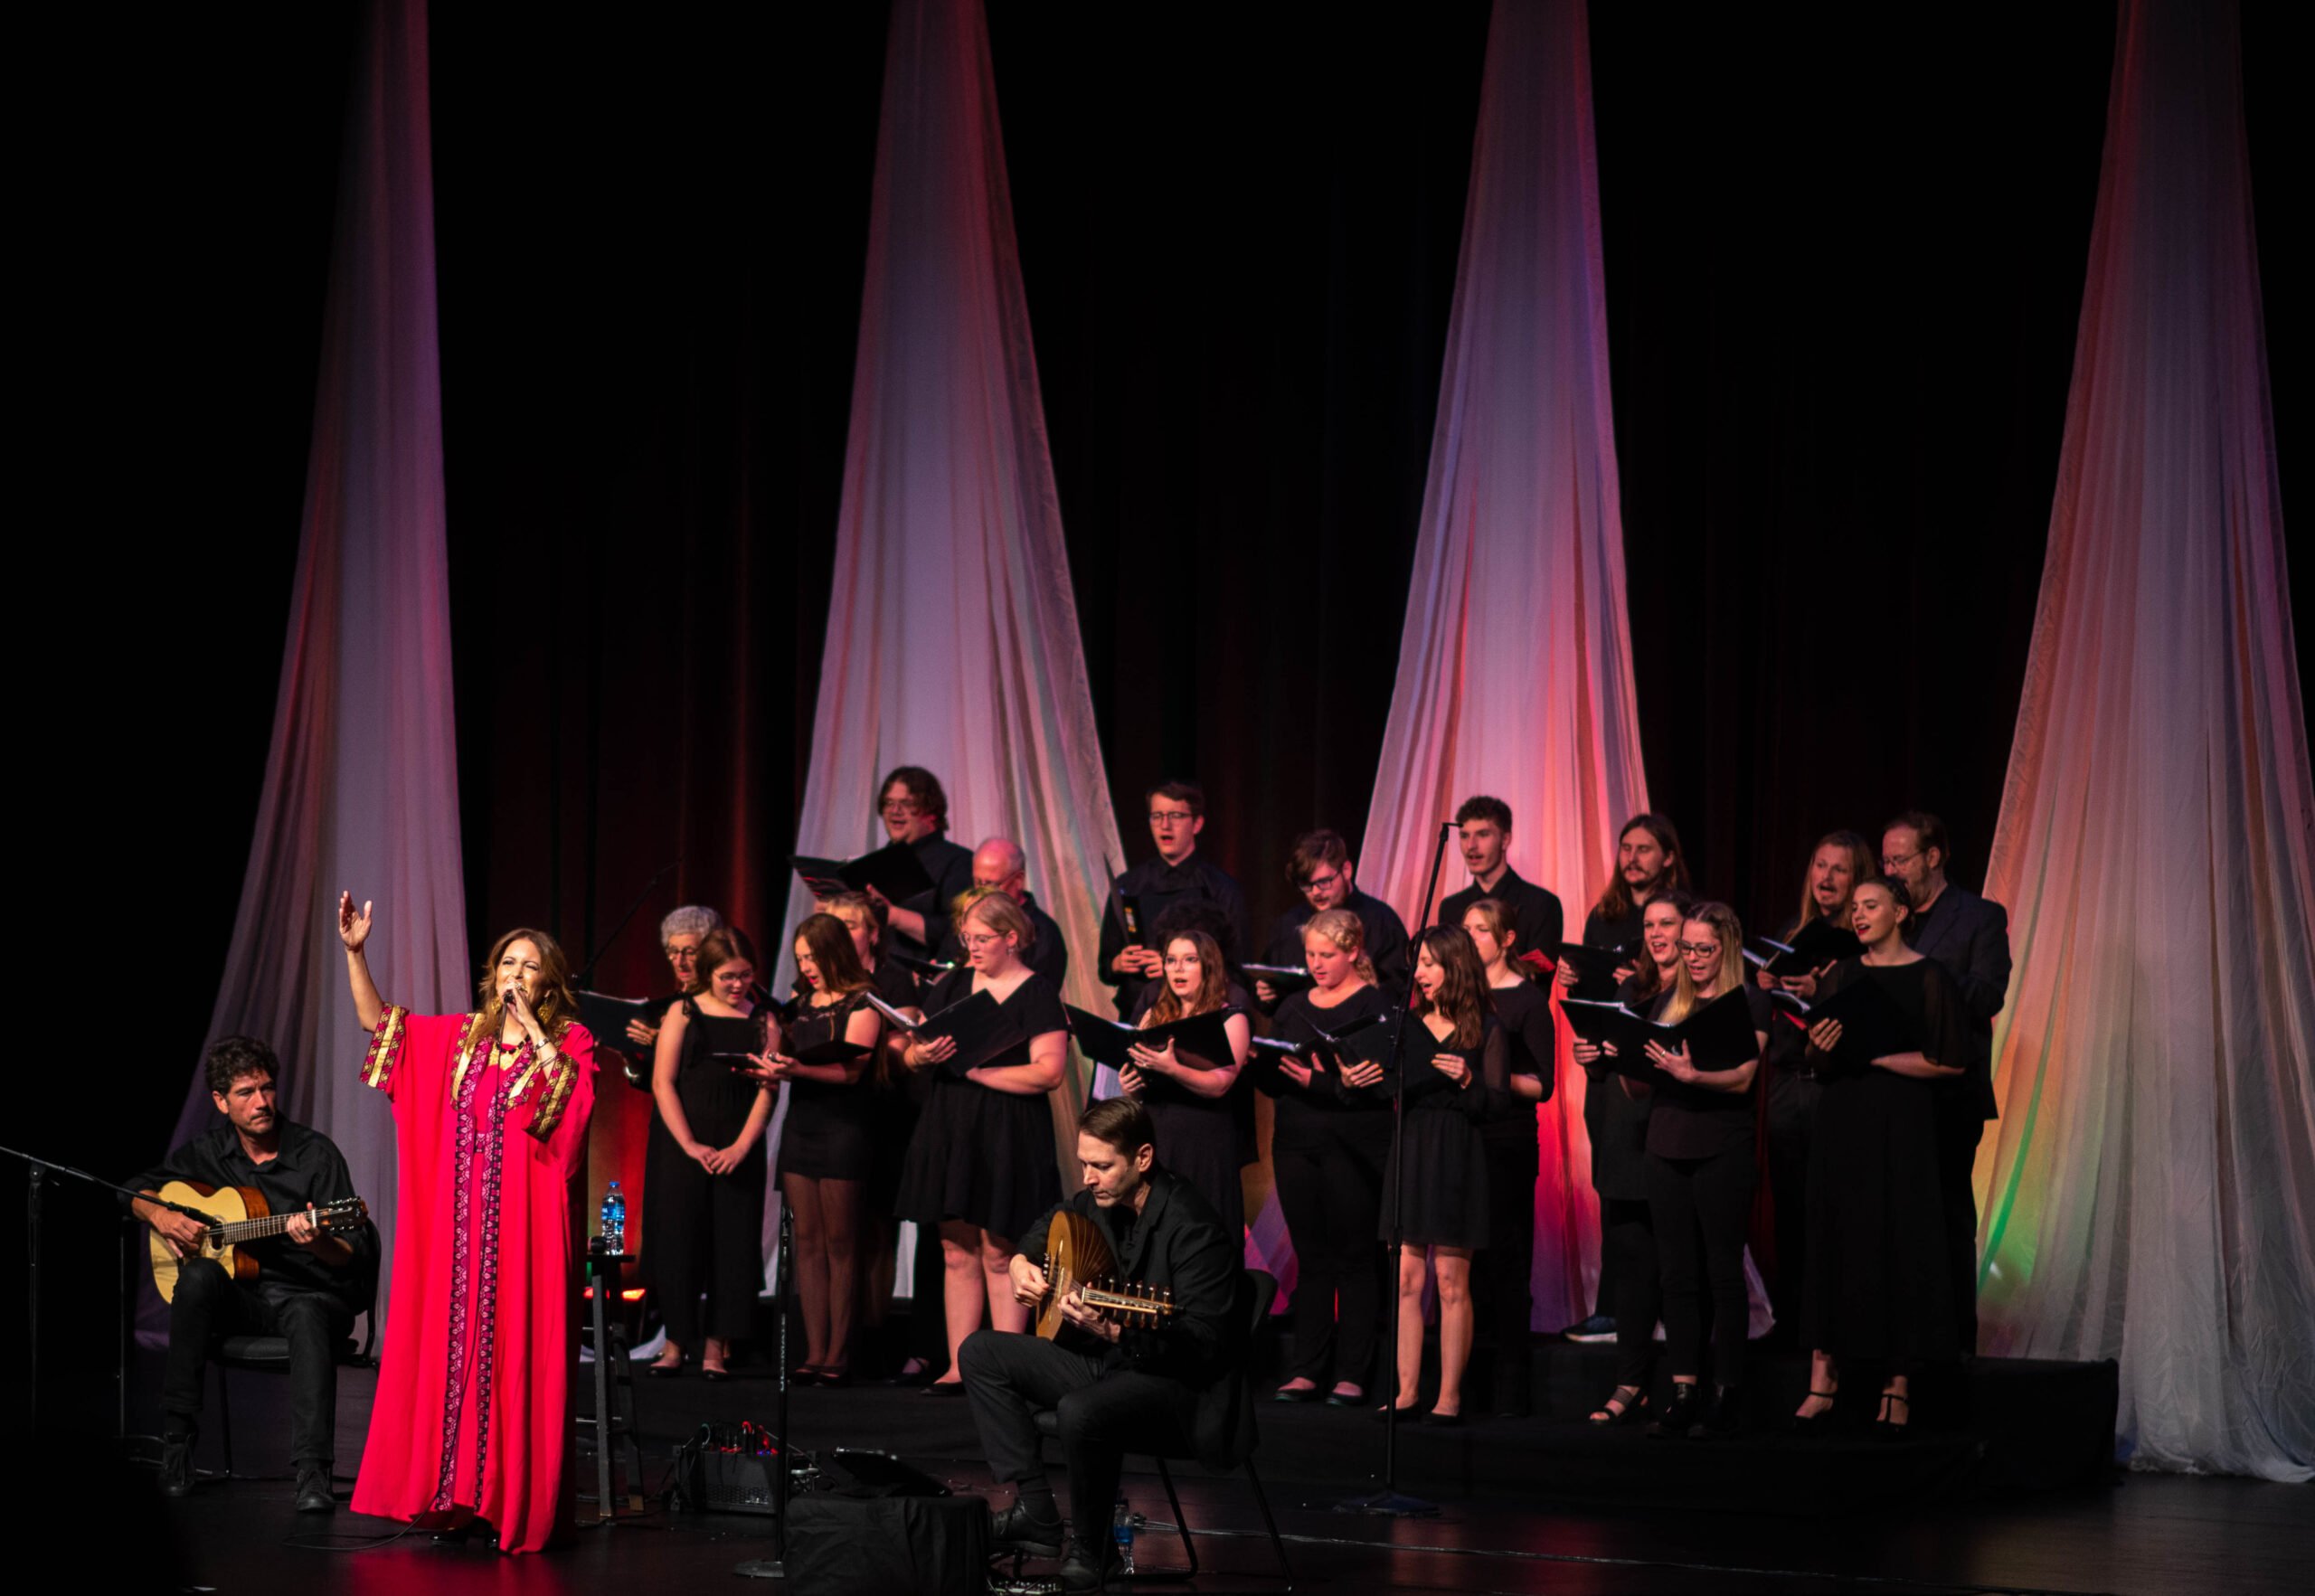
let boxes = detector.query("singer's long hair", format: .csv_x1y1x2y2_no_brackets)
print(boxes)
1411,925,1490,1049
474,927,580,1037
1146,930,1230,1025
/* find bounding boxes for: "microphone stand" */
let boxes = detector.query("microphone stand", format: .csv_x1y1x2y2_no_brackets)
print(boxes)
0,1146,217,1442
576,857,683,988
735,1198,797,1580
1335,820,1456,1518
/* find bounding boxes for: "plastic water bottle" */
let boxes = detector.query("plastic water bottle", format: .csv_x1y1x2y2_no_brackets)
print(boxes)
600,1181,627,1254
1111,1495,1136,1573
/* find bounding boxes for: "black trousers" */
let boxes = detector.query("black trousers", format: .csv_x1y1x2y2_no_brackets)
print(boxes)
1645,1145,1756,1384
1271,1113,1391,1389
1935,1110,1986,1355
657,1155,767,1349
1601,1196,1659,1388
908,1218,950,1365
1473,1130,1538,1412
959,1329,1195,1543
164,1259,351,1469
1763,1071,1822,1343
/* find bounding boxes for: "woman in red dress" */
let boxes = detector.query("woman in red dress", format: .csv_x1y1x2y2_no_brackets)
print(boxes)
337,892,598,1554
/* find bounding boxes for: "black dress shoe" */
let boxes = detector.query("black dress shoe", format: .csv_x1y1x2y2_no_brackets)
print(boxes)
1698,1384,1743,1437
1058,1538,1124,1594
1422,1409,1464,1428
701,1365,730,1383
295,1466,335,1513
921,1380,968,1397
1272,1383,1323,1404
1646,1383,1703,1439
159,1431,196,1497
646,1360,684,1379
987,1499,1064,1558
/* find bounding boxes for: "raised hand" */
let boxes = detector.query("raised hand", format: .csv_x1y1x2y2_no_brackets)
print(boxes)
337,892,373,950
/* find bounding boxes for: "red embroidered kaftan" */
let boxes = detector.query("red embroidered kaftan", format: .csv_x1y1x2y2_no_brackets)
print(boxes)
350,1006,597,1553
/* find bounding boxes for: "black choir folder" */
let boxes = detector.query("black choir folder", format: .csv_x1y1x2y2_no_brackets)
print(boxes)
1066,1006,1238,1072
1243,962,1316,996
577,990,659,1058
1554,942,1636,1001
1248,1009,1387,1081
1745,918,1865,977
867,986,1019,1079
712,1039,869,1072
1562,987,1759,1090
789,841,937,905
1782,976,1925,1074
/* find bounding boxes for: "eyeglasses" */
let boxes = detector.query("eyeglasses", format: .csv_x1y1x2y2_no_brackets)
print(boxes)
1676,941,1721,957
962,932,1008,949
1880,851,1919,870
1301,872,1345,895
1148,810,1195,826
880,799,923,817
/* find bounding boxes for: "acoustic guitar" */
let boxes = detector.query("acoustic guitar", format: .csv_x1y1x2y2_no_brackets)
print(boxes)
146,1181,369,1303
1034,1209,1176,1340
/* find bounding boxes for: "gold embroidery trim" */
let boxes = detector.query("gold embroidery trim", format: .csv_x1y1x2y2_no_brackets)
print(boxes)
362,1005,411,1091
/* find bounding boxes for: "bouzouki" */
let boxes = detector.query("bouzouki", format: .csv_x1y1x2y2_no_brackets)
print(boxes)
146,1181,369,1303
1034,1209,1176,1340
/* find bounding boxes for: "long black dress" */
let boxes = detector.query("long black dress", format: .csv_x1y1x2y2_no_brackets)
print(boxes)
1801,957,1967,1365
1125,981,1251,1241
1261,984,1397,1388
893,969,1068,1242
647,998,772,1348
1593,968,1665,1386
1381,1016,1507,1249
1762,913,1826,1341
776,991,880,1182
1475,978,1554,1411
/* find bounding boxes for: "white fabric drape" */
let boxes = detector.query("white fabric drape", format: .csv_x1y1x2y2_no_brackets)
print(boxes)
781,0,1124,1154
153,0,465,1334
1977,0,2315,1480
1355,0,1651,1328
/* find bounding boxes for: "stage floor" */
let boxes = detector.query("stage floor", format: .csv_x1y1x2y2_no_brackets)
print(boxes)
105,1346,2310,1594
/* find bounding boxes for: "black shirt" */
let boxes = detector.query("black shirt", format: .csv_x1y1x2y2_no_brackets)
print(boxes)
1257,887,1411,1007
1639,985,1772,1161
937,889,1071,991
1099,851,1254,1018
1901,884,2009,1121
1481,978,1556,1145
895,833,978,959
1441,868,1565,970
1582,902,1647,954
128,1120,374,1308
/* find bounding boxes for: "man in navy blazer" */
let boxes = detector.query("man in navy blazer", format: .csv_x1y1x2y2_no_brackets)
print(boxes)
1885,812,2012,1354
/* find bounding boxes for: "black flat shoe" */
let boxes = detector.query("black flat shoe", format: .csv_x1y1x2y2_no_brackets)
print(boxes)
1588,1384,1648,1425
1698,1384,1743,1437
987,1499,1064,1558
813,1366,852,1389
1273,1384,1324,1404
1790,1389,1838,1435
1422,1410,1464,1428
647,1360,684,1379
701,1365,730,1383
1325,1385,1366,1408
1646,1383,1703,1439
1370,1402,1423,1423
921,1379,968,1397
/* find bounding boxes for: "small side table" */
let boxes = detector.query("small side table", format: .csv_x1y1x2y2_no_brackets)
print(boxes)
578,1240,647,1525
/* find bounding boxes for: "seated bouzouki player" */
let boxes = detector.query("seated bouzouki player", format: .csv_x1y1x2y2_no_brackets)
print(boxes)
959,1097,1252,1594
128,1036,375,1511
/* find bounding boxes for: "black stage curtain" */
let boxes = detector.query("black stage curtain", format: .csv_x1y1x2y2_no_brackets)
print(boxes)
14,7,2308,1392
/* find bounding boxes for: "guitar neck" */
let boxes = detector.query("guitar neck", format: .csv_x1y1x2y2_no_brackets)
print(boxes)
1078,1288,1173,1318
213,1210,349,1245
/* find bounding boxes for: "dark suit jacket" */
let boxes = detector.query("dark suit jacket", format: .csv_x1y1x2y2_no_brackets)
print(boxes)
1017,1167,1254,1470
1904,883,2009,1121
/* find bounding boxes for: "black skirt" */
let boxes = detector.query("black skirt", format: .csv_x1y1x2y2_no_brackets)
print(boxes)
776,996,879,1182
1382,1104,1491,1250
893,1074,1062,1242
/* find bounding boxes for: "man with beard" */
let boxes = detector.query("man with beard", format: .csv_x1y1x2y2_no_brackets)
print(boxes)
129,1036,373,1511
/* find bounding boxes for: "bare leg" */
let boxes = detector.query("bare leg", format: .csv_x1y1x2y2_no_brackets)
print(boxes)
981,1231,1028,1335
782,1175,831,1368
934,1221,985,1384
819,1177,865,1374
1392,1245,1428,1410
1796,1350,1839,1419
1432,1249,1473,1417
1880,1371,1911,1428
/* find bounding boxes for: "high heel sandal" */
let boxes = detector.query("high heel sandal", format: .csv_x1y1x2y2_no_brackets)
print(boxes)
1588,1384,1648,1425
1789,1389,1838,1435
1874,1391,1911,1440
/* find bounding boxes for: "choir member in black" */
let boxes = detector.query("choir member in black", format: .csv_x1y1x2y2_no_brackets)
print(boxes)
630,904,723,1358
932,837,1071,988
1119,929,1253,1239
865,765,977,960
751,914,886,1384
1459,898,1555,1417
1558,812,1690,1341
1384,926,1508,1423
1881,812,2009,1354
1631,902,1771,1437
1793,877,1970,1436
893,892,1070,1390
619,903,725,1060
646,929,774,1378
1439,796,1565,972
1099,779,1254,1019
1570,891,1691,1421
131,1036,374,1509
1261,908,1395,1405
1253,827,1410,1007
1753,831,1875,1345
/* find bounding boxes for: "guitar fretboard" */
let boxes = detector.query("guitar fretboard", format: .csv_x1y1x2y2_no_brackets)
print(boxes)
208,1208,355,1245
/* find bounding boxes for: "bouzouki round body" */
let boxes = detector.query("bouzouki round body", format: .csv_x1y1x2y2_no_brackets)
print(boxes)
146,1180,264,1303
1035,1210,1115,1339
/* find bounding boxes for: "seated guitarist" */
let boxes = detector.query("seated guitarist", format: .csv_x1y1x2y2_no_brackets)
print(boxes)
960,1097,1252,1594
128,1036,374,1512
